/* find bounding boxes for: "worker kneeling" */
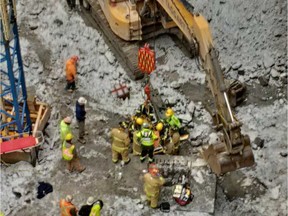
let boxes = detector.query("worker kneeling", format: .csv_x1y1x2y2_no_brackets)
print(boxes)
110,123,131,164
143,163,165,208
62,133,86,173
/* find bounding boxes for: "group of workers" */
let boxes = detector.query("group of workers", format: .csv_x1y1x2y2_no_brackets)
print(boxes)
60,96,88,173
60,195,103,216
61,55,188,212
110,99,187,208
60,56,104,215
111,99,185,165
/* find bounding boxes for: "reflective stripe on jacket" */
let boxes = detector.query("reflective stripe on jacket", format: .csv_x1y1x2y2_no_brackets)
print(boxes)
62,141,75,161
89,203,101,216
111,128,130,151
60,199,76,216
136,129,157,146
60,120,71,141
143,173,165,196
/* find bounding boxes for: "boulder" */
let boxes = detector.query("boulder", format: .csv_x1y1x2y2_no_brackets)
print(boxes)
253,137,264,149
232,63,242,70
258,76,269,86
263,53,275,68
270,68,280,79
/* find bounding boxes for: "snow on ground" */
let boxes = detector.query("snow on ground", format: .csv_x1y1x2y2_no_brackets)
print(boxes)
0,0,287,215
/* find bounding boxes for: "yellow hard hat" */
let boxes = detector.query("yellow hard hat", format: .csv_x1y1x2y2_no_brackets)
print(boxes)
165,108,174,117
65,133,73,141
156,122,163,131
136,117,144,125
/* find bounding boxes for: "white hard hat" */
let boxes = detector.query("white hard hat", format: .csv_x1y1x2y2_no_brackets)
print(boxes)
86,196,94,205
64,116,72,124
142,122,150,129
65,195,73,202
78,97,87,105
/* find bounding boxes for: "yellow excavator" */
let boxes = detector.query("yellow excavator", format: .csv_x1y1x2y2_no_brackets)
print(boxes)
82,0,255,175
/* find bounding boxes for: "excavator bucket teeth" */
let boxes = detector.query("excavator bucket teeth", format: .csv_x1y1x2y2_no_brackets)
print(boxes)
202,143,255,175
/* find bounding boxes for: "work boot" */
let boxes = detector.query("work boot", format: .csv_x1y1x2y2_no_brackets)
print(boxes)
140,157,146,163
78,138,86,144
124,158,131,165
78,166,86,173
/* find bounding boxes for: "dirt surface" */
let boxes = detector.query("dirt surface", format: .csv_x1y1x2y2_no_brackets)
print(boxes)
1,0,287,216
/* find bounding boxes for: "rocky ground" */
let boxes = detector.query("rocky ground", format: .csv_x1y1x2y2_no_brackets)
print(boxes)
0,0,287,215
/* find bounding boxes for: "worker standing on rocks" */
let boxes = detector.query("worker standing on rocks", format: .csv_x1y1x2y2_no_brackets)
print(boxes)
62,133,86,173
65,55,79,92
79,196,95,216
143,163,165,208
59,195,77,216
76,97,87,144
165,108,181,130
60,116,72,143
137,122,158,163
165,107,189,140
89,200,104,216
111,123,131,164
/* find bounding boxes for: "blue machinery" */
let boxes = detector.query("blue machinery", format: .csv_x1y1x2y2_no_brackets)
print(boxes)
0,0,32,137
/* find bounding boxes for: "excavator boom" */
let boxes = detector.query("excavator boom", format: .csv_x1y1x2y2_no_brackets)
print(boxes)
82,0,255,174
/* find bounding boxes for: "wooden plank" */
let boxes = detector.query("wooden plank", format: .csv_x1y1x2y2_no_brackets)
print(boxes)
32,105,43,136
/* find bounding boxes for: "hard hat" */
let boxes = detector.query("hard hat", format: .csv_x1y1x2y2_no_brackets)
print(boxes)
65,133,73,141
78,97,87,105
156,122,163,131
64,116,72,124
65,195,73,202
148,163,159,176
86,196,95,205
142,122,150,129
165,108,174,117
71,55,79,62
136,117,144,125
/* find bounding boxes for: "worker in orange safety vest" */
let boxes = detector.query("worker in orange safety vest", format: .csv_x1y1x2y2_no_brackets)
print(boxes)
110,123,131,164
143,163,165,208
62,133,86,173
65,55,79,92
59,195,77,216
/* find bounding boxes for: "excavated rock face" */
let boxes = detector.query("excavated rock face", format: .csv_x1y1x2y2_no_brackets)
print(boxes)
190,0,287,87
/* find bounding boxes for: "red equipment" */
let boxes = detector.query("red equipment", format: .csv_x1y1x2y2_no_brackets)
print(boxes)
138,43,155,74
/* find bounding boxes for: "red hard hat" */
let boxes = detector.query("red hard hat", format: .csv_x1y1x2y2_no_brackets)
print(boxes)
148,163,159,176
71,55,79,62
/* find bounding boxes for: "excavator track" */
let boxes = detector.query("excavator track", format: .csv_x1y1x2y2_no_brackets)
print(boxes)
80,2,144,80
80,1,198,81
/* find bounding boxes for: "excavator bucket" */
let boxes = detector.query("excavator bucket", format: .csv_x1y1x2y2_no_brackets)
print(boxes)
201,135,255,175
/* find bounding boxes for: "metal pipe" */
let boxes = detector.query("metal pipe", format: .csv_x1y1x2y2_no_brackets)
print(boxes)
224,92,234,123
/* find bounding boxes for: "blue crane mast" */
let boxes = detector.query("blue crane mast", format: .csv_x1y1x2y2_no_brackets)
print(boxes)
0,0,32,137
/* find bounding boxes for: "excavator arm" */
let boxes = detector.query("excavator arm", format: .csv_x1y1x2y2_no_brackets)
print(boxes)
155,0,255,174
84,0,254,174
